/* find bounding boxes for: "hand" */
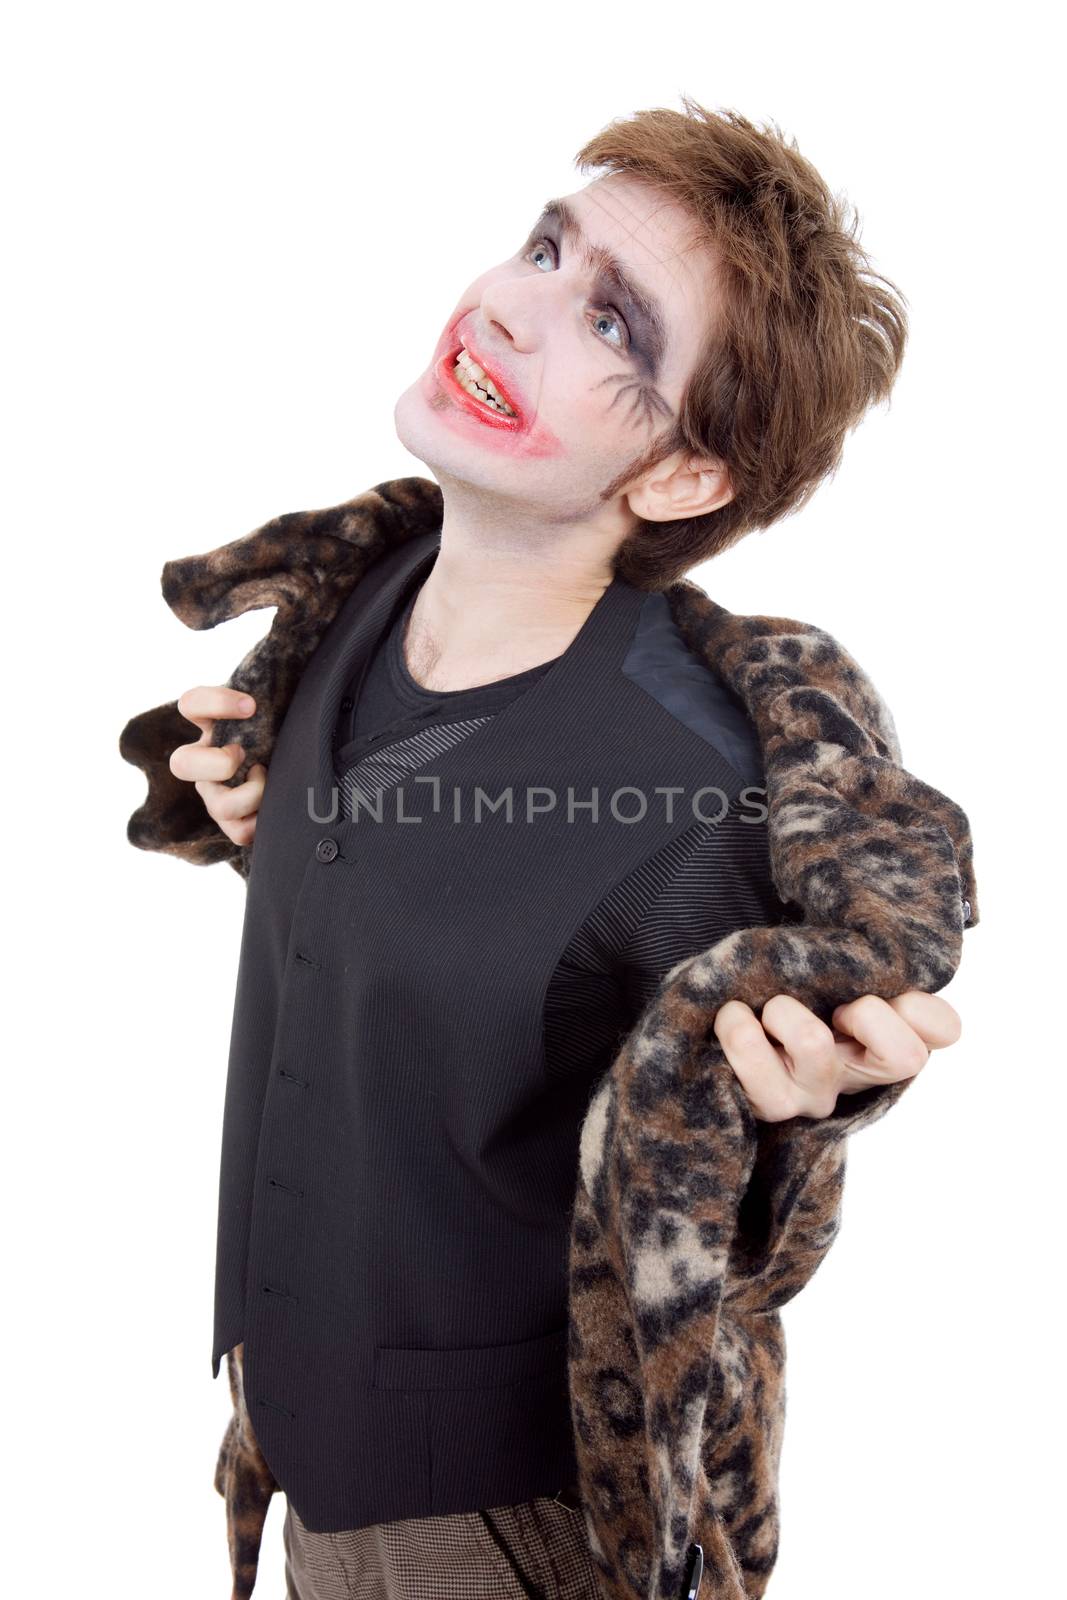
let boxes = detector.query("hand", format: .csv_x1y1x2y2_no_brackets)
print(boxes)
170,685,266,848
712,991,962,1122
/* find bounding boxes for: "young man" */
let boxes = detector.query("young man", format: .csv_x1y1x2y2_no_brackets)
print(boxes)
129,102,971,1600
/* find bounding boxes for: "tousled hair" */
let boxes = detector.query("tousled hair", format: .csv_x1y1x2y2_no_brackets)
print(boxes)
575,98,909,589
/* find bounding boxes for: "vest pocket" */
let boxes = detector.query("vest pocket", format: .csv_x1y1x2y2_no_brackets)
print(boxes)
372,1324,568,1392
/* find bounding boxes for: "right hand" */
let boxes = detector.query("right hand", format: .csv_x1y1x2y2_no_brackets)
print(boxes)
170,686,266,848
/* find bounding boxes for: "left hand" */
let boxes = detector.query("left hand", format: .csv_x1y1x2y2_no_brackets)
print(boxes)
712,990,962,1122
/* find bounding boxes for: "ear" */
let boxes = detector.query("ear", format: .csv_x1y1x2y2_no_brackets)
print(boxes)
625,451,734,523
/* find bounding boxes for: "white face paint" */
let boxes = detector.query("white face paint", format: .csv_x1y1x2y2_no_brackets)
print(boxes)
392,173,722,539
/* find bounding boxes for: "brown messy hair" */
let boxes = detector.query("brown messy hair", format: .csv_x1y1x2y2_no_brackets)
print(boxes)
577,98,909,590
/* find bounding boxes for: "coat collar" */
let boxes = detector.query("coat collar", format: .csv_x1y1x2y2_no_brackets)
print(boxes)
121,473,941,881
119,475,978,1600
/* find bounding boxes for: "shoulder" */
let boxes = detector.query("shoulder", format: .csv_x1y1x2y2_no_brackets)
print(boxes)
656,576,903,767
621,588,765,788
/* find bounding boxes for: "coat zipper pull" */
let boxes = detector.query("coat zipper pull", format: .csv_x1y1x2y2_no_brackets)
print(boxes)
679,1541,704,1599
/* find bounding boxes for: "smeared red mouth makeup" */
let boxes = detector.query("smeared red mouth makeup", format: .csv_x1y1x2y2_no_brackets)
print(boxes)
437,344,523,430
422,316,564,459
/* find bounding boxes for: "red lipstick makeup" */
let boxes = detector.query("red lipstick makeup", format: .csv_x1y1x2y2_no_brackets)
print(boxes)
422,314,563,459
437,345,523,432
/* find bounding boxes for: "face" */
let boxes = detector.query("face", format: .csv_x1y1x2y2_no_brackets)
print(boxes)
392,173,724,536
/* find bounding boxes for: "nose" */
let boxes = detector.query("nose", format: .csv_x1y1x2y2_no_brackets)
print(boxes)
478,274,542,356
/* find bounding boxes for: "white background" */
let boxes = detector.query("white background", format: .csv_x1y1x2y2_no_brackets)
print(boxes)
4,3,1061,1595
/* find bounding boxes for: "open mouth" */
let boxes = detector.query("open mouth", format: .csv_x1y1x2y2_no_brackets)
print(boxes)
437,339,523,429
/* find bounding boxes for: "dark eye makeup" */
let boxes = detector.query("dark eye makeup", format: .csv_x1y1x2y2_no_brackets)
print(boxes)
516,214,675,430
523,233,645,371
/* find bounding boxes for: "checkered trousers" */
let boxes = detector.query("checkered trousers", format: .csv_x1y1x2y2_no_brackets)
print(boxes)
282,1487,608,1600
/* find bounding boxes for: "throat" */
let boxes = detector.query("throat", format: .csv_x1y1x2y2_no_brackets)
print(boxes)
402,615,552,693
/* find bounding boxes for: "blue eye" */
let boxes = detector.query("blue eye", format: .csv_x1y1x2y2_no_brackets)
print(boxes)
589,309,625,348
523,238,630,352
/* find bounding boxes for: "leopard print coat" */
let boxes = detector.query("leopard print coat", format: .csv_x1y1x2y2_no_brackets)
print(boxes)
119,476,978,1600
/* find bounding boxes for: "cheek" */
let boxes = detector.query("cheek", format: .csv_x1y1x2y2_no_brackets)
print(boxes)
560,374,643,464
545,349,624,436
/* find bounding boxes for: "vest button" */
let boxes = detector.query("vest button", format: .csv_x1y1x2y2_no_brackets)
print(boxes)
316,837,339,863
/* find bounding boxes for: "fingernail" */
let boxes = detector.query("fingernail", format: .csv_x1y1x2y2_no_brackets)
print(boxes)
238,696,255,713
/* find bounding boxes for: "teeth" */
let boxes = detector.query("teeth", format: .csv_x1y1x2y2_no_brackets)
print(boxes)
453,346,517,416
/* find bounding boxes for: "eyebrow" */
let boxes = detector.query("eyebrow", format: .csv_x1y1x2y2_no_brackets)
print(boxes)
526,196,670,379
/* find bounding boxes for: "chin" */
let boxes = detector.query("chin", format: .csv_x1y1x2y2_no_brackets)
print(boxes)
391,379,439,472
391,377,492,490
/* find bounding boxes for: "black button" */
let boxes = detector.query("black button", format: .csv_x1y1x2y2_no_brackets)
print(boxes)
340,696,353,713
316,837,339,863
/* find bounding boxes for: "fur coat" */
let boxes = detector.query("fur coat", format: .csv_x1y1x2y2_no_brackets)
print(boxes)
119,476,978,1600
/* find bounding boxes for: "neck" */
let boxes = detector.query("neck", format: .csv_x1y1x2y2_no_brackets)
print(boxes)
402,477,627,692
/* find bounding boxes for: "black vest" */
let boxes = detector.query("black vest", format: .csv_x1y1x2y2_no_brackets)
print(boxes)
211,528,746,1532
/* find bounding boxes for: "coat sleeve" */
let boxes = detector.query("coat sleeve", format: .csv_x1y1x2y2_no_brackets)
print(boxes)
567,620,979,1600
115,512,354,881
668,623,979,1305
115,516,334,881
117,476,446,879
118,696,254,878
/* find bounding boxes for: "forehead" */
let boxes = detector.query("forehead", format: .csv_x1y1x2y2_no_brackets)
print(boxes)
557,174,718,368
